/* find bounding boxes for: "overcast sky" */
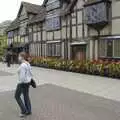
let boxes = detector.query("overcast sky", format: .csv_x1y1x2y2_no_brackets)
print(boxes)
0,0,44,23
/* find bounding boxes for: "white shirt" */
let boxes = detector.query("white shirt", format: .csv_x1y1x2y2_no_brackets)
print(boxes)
18,61,32,84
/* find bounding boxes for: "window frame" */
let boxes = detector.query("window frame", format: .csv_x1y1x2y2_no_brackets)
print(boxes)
99,39,120,58
47,42,61,57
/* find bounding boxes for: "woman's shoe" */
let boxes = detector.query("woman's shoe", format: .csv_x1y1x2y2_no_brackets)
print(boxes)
25,112,32,115
19,113,26,118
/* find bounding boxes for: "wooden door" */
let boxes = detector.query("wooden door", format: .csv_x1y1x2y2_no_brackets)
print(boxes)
72,45,86,61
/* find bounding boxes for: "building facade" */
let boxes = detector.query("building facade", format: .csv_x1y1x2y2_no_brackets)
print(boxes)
6,2,41,53
7,0,120,61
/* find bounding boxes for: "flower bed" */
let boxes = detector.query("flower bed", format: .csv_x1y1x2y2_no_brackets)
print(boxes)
31,57,120,79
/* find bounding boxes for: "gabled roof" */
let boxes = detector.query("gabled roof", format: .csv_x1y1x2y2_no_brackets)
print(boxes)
61,0,78,16
43,0,78,16
17,2,41,17
7,0,78,30
6,18,20,32
29,6,46,24
43,0,70,5
29,0,78,25
7,1,42,32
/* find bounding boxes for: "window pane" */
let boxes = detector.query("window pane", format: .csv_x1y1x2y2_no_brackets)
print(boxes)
107,40,113,57
42,44,46,56
114,39,120,57
99,40,106,57
29,33,32,41
46,16,60,31
56,43,61,56
33,33,37,41
38,32,41,41
39,44,41,56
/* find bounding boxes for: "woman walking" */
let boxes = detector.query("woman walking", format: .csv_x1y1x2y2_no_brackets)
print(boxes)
15,52,32,117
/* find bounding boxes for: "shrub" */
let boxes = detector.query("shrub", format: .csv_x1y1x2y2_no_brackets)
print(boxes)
31,57,120,79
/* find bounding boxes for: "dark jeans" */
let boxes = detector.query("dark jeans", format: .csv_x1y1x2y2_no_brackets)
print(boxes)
15,83,31,114
7,61,10,67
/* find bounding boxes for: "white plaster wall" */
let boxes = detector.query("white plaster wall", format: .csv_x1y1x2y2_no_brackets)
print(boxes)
33,25,37,32
68,42,71,59
62,19,66,26
76,0,84,9
95,40,98,60
112,19,120,35
54,30,61,39
20,6,26,16
89,40,93,60
72,18,76,25
78,25,82,38
100,25,111,35
42,31,47,41
72,26,76,38
112,1,120,17
29,27,32,33
72,12,76,18
20,37,24,43
33,33,37,41
62,27,66,39
67,27,70,39
38,32,41,41
61,42,65,59
47,32,53,40
77,11,82,24
18,36,20,42
84,25,88,37
89,28,98,36
25,36,28,43
14,36,17,43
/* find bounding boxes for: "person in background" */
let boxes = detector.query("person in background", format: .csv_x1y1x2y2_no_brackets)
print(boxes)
15,52,32,117
6,51,11,67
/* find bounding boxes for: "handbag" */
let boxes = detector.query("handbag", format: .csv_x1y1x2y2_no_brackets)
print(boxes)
30,78,37,88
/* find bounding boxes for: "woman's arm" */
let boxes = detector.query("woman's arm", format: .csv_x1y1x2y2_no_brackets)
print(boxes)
19,64,26,83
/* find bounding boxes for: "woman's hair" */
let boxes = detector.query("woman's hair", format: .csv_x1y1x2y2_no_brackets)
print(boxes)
19,52,28,60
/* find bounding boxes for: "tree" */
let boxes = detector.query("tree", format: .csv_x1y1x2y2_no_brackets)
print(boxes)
0,35,7,58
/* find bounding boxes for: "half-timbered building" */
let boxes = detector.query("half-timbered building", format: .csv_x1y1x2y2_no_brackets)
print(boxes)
7,0,120,61
28,0,87,60
6,2,41,53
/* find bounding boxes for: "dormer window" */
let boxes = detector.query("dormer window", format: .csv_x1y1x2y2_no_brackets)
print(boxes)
46,13,61,31
45,0,61,31
84,0,111,30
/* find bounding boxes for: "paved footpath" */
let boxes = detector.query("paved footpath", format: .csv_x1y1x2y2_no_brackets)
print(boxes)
0,63,120,120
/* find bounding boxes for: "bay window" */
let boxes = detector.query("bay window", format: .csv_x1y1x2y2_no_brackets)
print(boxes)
99,39,120,58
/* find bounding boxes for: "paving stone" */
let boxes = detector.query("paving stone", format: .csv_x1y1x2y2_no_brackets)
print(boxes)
0,84,120,120
0,71,13,76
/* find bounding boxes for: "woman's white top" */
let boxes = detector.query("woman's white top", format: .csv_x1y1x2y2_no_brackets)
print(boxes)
18,61,32,84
